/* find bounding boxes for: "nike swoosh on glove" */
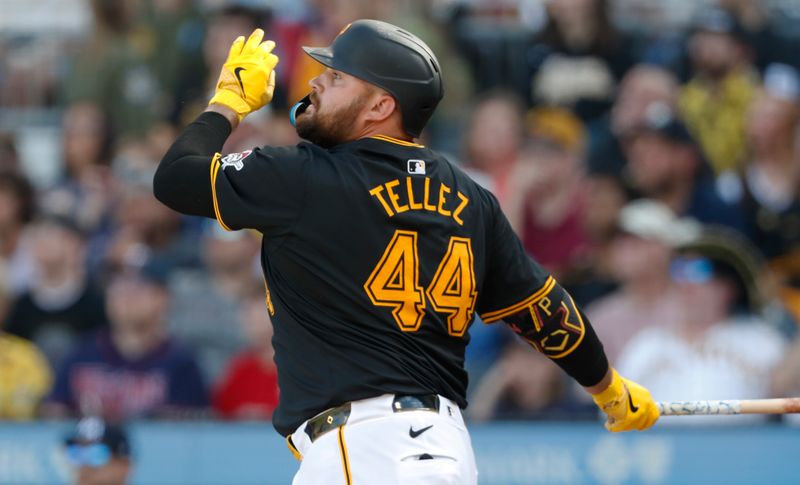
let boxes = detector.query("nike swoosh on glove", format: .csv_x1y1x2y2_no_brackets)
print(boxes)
592,368,659,432
209,28,279,121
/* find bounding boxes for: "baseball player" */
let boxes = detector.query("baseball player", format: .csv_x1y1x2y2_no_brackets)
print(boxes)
154,20,659,484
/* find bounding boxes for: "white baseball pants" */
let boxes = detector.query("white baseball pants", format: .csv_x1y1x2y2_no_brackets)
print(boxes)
288,394,478,484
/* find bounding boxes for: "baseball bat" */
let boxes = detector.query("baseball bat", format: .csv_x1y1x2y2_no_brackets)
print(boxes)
657,397,800,416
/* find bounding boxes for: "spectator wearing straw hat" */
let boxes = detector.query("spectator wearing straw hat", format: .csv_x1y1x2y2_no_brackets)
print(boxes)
586,199,699,363
617,227,788,424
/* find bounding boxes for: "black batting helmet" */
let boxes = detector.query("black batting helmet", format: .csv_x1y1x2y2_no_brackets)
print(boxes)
302,19,443,138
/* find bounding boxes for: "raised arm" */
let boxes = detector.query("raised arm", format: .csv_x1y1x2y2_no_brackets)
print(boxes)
153,28,278,217
153,109,233,217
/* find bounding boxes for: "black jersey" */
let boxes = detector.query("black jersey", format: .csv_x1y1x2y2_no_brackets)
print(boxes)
210,134,552,436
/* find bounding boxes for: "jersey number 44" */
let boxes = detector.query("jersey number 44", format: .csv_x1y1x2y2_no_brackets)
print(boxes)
364,230,477,338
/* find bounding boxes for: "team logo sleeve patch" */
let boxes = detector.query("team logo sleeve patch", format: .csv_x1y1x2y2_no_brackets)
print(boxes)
494,281,586,359
208,145,309,233
220,150,253,171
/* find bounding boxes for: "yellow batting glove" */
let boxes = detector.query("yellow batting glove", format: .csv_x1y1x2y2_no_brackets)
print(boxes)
592,369,659,432
209,28,279,121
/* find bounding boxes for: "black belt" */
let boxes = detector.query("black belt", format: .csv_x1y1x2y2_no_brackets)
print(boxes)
304,394,440,442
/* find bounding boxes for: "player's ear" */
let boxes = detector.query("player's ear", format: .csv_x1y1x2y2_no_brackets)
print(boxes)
363,92,396,123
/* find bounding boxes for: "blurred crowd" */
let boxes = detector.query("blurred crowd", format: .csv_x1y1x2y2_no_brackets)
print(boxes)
3,0,800,428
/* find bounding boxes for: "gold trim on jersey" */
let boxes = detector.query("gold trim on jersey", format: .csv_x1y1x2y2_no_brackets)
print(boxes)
286,436,302,462
263,277,275,316
480,276,556,323
210,152,233,231
338,426,353,485
369,134,425,148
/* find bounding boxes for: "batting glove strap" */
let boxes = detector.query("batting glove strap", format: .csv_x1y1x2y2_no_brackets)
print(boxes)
209,90,252,119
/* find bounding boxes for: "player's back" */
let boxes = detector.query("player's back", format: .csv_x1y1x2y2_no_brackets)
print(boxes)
284,136,492,340
211,135,536,435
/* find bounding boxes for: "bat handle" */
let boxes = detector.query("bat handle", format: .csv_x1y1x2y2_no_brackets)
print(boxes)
657,398,800,416
657,400,742,416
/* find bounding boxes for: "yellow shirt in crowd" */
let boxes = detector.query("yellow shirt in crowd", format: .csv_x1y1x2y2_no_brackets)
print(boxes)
679,70,758,175
0,333,52,420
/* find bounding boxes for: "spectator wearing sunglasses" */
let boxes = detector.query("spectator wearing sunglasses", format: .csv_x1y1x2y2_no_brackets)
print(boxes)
616,227,788,424
586,199,700,363
64,416,131,485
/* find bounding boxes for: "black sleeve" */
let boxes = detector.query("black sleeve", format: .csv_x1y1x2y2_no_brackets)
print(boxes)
153,111,232,218
500,286,609,387
209,144,309,234
477,191,609,387
476,192,552,319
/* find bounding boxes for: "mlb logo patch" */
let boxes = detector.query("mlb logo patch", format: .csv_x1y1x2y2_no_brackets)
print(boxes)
220,150,252,171
407,159,426,175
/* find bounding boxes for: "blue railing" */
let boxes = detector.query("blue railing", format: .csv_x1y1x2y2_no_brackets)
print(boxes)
1,421,798,484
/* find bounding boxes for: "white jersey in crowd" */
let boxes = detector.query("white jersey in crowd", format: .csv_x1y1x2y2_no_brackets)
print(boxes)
617,316,787,425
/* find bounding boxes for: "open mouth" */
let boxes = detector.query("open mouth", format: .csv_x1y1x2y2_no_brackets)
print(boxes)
299,104,315,118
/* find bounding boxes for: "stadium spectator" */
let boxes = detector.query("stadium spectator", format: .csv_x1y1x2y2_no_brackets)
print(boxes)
168,222,260,383
528,0,636,121
445,0,538,100
0,133,20,173
623,103,747,235
44,261,208,421
729,63,800,321
61,0,164,139
504,107,589,278
736,63,800,258
617,228,787,424
0,332,52,421
679,6,759,176
136,0,205,125
586,64,680,178
63,416,132,485
187,3,272,122
467,341,579,421
104,181,201,274
586,199,699,363
0,260,52,420
40,103,115,234
461,91,526,206
4,215,107,368
718,0,800,71
0,172,36,296
563,171,627,306
213,291,279,420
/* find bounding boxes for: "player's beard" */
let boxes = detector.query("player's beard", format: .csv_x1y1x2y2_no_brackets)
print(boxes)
295,94,369,148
